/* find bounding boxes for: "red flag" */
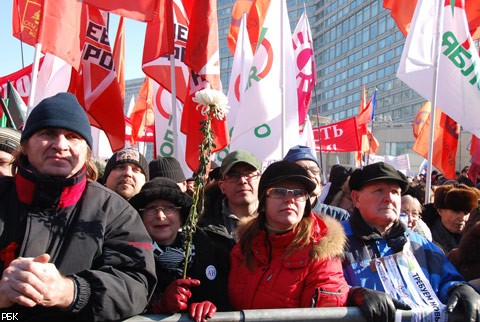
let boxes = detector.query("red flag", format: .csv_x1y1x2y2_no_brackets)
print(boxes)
413,101,431,138
227,0,271,54
129,78,155,145
82,0,157,22
69,5,125,152
0,60,45,105
356,86,374,126
314,117,360,152
12,0,85,69
181,0,229,172
413,108,459,179
227,0,254,55
246,0,272,53
468,135,480,183
113,17,126,100
383,0,480,39
142,0,189,102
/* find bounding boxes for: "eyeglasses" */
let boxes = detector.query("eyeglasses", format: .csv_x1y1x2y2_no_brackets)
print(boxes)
140,205,181,217
222,171,260,183
266,188,309,201
302,166,320,175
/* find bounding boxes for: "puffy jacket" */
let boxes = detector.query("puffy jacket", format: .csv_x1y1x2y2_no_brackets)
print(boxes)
0,162,156,321
229,214,349,309
342,210,466,303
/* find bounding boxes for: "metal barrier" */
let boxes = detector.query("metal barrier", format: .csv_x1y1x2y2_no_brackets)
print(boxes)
124,307,464,322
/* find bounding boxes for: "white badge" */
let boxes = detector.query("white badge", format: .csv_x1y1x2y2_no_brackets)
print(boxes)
205,265,217,280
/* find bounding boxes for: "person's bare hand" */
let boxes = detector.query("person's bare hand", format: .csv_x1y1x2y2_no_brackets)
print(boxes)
33,254,75,308
0,254,74,309
0,256,46,308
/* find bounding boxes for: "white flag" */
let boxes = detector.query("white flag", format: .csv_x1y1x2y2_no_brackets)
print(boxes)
152,82,191,178
230,0,300,162
226,13,253,133
300,115,316,152
397,0,480,137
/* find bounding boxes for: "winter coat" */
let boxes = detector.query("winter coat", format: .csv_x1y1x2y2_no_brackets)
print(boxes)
342,209,466,303
0,162,156,321
228,214,349,309
447,220,480,282
312,201,350,221
150,228,232,312
430,217,462,253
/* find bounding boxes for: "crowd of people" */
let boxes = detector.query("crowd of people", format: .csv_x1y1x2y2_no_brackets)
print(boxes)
0,92,480,321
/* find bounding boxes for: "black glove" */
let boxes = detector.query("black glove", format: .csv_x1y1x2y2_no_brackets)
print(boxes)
447,284,480,322
348,287,411,322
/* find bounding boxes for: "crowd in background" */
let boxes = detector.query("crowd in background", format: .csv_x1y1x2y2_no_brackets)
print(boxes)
0,93,480,321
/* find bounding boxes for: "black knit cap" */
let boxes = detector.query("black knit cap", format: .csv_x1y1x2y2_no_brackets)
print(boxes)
130,177,192,224
349,162,409,193
0,128,20,154
149,157,186,182
21,92,93,147
103,148,149,182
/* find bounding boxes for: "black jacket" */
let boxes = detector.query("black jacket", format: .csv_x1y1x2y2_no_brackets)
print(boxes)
151,228,232,311
0,163,156,321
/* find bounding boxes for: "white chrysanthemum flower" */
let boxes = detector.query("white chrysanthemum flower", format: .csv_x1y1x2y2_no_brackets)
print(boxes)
193,88,230,120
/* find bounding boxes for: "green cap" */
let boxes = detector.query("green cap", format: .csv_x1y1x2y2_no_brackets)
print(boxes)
220,150,262,176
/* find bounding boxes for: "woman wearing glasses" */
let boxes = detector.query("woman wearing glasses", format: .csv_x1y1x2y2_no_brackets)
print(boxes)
228,161,349,309
130,177,231,322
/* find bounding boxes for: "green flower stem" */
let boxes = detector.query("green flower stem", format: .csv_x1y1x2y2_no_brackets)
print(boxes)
182,111,216,278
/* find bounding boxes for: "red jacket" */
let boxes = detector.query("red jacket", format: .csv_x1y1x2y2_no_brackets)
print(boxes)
229,214,349,309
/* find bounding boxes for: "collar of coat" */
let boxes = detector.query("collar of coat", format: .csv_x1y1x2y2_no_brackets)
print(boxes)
15,156,87,208
244,214,347,264
350,209,407,253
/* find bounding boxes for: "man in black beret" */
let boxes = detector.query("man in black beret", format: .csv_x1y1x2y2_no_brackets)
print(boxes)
343,162,480,322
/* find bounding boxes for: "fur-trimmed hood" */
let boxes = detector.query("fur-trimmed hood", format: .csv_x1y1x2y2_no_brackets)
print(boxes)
313,214,347,259
236,212,346,260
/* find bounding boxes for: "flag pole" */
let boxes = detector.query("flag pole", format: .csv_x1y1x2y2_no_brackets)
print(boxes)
425,0,444,203
280,0,286,157
169,2,179,161
26,44,42,117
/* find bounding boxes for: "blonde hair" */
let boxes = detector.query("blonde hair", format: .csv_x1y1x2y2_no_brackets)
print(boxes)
11,143,98,182
237,209,315,270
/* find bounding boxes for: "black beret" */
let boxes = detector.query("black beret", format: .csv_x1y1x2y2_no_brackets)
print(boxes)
349,162,409,193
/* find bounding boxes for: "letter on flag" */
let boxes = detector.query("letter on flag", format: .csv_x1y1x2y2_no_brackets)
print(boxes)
313,117,360,152
12,0,84,69
397,0,480,137
69,5,125,152
292,9,316,126
142,0,190,103
383,0,480,40
230,0,300,162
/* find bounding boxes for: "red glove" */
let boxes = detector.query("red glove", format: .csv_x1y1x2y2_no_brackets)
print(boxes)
189,301,217,322
158,278,201,313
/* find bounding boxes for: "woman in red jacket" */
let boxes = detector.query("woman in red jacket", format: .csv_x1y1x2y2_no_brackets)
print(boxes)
228,160,349,309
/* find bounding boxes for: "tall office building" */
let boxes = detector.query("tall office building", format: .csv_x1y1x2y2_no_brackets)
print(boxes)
216,0,428,163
